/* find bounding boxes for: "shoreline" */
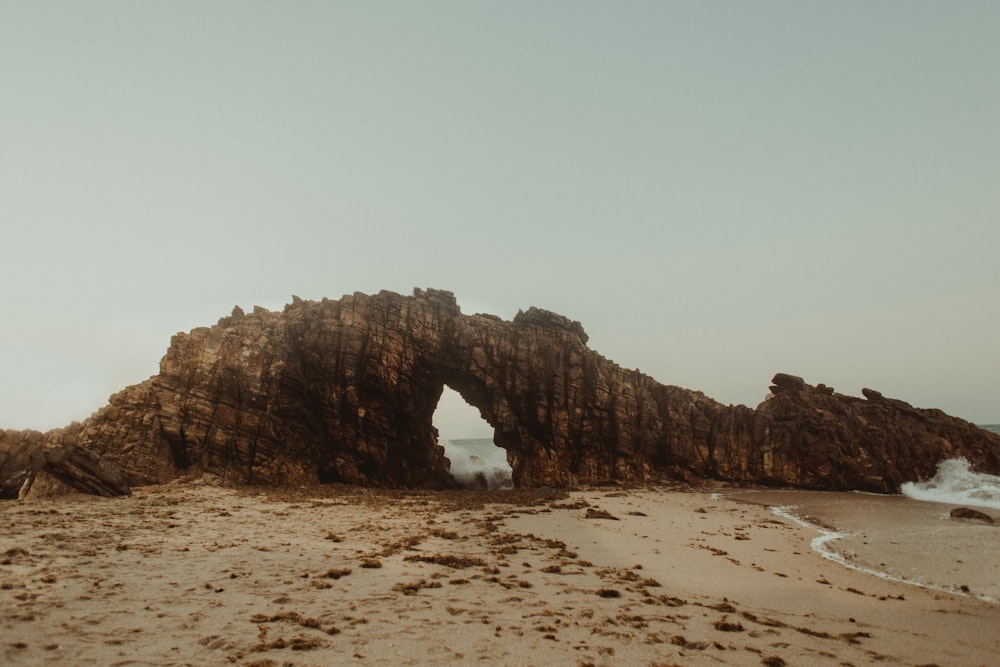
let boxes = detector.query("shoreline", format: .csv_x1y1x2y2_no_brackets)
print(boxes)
771,503,998,605
2,482,999,666
726,488,1000,604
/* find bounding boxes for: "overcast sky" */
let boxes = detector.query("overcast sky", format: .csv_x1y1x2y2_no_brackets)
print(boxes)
2,2,998,439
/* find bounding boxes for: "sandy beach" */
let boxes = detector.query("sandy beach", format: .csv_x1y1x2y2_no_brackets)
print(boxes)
2,480,998,666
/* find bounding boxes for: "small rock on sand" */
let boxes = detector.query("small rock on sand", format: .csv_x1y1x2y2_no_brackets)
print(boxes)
949,507,994,524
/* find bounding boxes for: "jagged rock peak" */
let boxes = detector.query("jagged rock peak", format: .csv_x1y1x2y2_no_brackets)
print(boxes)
769,373,806,392
513,306,589,344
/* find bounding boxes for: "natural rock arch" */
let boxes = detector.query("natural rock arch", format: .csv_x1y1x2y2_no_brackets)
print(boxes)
2,288,999,496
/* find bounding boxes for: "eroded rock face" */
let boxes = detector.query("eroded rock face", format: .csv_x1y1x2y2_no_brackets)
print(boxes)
752,374,1000,491
2,288,998,495
0,427,131,498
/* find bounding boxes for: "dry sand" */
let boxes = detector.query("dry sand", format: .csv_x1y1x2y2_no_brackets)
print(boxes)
2,479,998,666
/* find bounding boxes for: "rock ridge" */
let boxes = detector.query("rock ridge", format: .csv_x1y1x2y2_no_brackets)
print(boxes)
2,288,998,496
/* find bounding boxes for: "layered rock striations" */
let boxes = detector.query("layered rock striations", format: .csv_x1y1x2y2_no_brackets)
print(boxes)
0,427,131,499
2,288,998,496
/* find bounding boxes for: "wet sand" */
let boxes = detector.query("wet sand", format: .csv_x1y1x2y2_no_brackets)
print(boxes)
727,489,1000,603
2,479,998,666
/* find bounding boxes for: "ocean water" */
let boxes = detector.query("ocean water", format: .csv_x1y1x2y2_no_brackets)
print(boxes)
442,438,513,490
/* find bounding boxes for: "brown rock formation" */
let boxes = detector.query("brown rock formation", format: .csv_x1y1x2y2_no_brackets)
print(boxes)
0,427,131,498
2,288,998,496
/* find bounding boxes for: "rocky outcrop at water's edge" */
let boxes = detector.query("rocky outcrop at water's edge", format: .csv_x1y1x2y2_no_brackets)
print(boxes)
2,288,998,497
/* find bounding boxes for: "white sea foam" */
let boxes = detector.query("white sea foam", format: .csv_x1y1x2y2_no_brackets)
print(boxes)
442,438,513,490
770,506,858,572
900,457,1000,510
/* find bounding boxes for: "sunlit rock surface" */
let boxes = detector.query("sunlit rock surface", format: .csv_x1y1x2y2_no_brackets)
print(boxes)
2,288,998,495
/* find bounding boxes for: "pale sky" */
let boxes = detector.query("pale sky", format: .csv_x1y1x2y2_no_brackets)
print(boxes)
2,1,998,438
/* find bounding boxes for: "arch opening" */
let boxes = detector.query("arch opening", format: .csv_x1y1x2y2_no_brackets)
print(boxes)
434,385,512,489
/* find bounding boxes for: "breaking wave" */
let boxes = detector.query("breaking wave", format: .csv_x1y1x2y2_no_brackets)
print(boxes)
900,458,1000,510
443,438,513,490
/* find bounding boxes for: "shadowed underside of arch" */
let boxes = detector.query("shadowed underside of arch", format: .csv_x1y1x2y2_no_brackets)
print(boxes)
2,288,999,496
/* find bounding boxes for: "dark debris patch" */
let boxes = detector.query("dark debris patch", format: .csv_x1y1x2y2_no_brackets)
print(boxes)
402,554,486,568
